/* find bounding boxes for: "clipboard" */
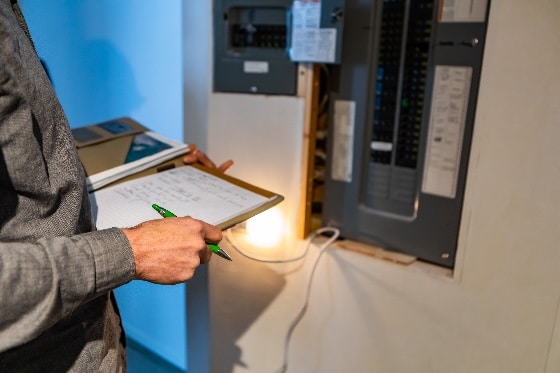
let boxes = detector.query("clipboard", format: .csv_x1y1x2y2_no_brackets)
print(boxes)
90,163,284,231
189,164,284,230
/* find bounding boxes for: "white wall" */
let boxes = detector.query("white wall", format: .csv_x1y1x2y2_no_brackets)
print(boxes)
185,0,560,372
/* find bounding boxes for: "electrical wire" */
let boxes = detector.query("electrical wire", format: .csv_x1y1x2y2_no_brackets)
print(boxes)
225,226,340,373
276,227,339,373
225,226,334,264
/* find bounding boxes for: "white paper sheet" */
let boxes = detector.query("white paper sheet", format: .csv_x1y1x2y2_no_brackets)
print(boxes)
86,131,189,192
91,166,272,229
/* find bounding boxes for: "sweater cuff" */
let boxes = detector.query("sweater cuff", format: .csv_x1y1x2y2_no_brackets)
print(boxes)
80,228,136,295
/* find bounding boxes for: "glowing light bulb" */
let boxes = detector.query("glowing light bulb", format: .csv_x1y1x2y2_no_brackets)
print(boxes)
245,208,284,247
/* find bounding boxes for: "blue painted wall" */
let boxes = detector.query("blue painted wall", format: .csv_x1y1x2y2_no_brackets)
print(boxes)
21,0,183,140
21,0,188,370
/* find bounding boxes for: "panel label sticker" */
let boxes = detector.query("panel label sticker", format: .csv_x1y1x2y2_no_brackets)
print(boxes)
243,61,269,74
290,0,337,63
439,0,489,23
331,100,355,183
422,66,472,199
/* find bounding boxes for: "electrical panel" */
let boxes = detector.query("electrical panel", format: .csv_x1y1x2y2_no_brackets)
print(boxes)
213,0,346,95
322,0,491,268
213,0,297,95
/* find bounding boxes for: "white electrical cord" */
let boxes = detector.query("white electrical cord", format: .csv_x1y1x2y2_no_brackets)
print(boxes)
225,226,337,264
225,226,340,373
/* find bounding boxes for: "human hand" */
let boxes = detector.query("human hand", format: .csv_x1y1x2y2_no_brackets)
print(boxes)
121,217,222,284
183,144,234,173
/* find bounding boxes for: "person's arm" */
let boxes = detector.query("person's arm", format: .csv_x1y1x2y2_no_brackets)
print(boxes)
0,228,135,353
0,215,222,353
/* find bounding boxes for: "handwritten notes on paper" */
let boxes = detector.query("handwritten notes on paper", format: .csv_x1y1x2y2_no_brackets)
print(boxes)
91,166,270,230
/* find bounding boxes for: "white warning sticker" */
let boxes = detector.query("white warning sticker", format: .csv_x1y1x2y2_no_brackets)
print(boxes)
422,66,472,198
331,100,356,183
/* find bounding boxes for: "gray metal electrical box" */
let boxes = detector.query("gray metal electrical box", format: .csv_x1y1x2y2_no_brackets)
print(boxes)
213,0,346,95
213,0,297,95
322,0,491,268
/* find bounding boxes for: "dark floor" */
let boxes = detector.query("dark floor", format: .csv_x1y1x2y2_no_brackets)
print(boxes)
126,338,184,373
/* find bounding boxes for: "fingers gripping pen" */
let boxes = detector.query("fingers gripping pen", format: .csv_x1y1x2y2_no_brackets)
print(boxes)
151,203,232,261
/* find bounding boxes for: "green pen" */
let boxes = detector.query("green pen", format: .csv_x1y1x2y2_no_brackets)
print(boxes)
151,203,232,261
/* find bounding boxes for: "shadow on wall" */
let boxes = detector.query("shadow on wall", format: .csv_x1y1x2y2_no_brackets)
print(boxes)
210,239,287,372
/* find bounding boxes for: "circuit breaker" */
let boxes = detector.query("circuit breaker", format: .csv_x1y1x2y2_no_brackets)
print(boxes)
322,0,491,268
